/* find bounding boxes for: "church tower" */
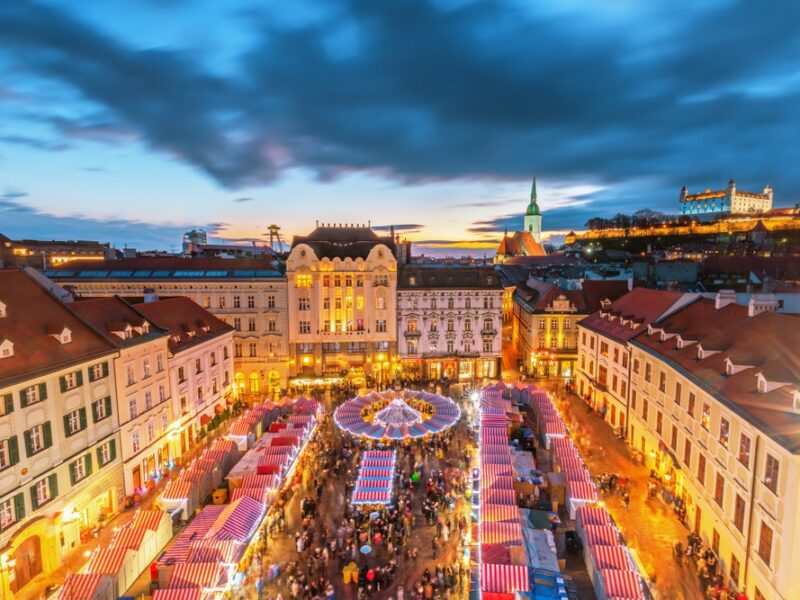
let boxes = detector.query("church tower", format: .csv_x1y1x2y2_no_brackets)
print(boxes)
524,176,542,243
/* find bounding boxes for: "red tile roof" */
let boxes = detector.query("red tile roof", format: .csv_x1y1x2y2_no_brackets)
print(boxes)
514,280,628,314
70,297,168,347
133,298,233,353
634,299,800,452
0,269,116,386
578,288,684,341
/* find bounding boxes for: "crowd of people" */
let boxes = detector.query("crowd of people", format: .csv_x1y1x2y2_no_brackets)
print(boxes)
240,398,473,600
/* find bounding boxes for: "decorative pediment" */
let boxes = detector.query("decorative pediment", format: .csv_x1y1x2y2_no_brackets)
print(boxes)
0,337,13,359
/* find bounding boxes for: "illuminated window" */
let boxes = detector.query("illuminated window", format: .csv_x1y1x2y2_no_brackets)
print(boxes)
296,274,312,287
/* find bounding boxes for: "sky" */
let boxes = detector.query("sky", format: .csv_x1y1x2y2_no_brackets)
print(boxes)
0,0,798,255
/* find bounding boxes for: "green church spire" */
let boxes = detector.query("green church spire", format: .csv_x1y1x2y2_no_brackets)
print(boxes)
526,176,540,216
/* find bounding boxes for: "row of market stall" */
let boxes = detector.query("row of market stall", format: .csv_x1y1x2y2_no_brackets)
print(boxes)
528,385,645,600
351,450,397,505
473,387,569,600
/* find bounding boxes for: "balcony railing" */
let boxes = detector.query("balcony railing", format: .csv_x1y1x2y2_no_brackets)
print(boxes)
481,328,498,336
404,330,421,338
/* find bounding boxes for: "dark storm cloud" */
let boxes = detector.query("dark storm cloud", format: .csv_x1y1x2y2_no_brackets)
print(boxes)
0,0,799,212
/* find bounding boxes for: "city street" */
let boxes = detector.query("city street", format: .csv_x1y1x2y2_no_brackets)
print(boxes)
545,383,704,600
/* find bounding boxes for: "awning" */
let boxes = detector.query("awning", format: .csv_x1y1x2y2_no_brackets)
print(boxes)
131,509,167,531
110,526,147,551
592,545,632,571
577,506,611,528
584,524,619,547
601,568,644,599
87,547,130,575
169,562,226,589
480,563,529,594
59,573,104,600
208,496,265,542
152,590,201,600
480,521,522,545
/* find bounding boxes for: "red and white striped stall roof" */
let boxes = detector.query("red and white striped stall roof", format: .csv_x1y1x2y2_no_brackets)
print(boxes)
230,420,253,436
357,468,393,477
601,568,643,599
482,488,517,506
189,539,242,564
577,506,612,528
584,525,620,547
480,503,520,523
483,475,515,491
163,480,193,500
231,487,268,503
208,496,265,542
263,445,292,456
360,459,394,467
59,573,104,600
152,589,202,600
480,563,530,593
592,545,632,571
169,562,226,589
363,450,394,458
241,474,280,489
258,453,291,468
562,466,590,482
131,509,165,531
567,481,598,502
111,526,147,550
480,521,522,545
355,478,392,488
352,489,391,504
158,506,226,566
87,547,130,574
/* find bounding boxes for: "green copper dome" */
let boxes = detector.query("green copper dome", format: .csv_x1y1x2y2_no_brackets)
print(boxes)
526,176,540,216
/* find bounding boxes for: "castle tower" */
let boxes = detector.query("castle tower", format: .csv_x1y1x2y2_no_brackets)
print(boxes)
524,176,542,243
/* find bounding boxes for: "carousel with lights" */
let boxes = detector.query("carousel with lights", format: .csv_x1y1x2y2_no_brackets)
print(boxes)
334,389,461,440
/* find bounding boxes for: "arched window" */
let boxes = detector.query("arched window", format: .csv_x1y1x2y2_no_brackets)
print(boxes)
249,372,260,393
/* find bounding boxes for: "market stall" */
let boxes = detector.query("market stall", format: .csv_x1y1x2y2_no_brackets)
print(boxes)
58,573,115,600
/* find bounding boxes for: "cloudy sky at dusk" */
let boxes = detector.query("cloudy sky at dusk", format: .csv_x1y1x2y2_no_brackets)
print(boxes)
1,0,798,254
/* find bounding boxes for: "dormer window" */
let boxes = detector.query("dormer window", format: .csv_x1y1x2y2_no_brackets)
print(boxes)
0,338,13,359
0,301,6,318
47,325,72,344
757,375,767,393
600,298,611,309
142,322,150,334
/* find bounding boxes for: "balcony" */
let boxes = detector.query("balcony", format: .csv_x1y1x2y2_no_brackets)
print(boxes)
404,330,421,338
480,328,498,336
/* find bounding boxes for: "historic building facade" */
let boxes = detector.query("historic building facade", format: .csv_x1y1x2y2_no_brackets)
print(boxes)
0,270,123,597
70,297,173,497
47,258,288,398
513,280,629,379
286,225,398,388
396,266,503,382
680,179,773,217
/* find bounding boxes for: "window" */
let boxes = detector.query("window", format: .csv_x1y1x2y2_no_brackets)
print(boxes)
656,411,663,435
539,318,546,329
89,362,109,382
157,353,164,372
600,342,609,357
764,454,779,493
70,454,92,484
218,296,226,309
142,358,151,379
465,297,471,309
729,555,740,587
598,365,608,387
233,295,241,308
714,473,724,506
719,417,730,448
180,396,188,413
447,319,455,332
697,453,706,486
60,370,83,392
248,318,256,332
733,494,745,532
129,398,138,419
64,408,87,437
687,392,696,416
642,399,649,422
92,397,111,422
144,391,153,411
20,383,46,407
563,319,571,330
234,343,242,358
202,295,211,308
550,318,558,331
448,298,454,310
233,318,241,331
620,380,627,399
621,353,628,369
483,340,493,353
674,382,682,405
267,295,276,308
210,352,217,366
299,321,311,334
630,389,637,411
248,342,257,357
658,371,666,393
268,318,276,332
590,337,595,350
158,384,166,403
644,363,652,382
295,274,312,287
738,434,751,467
334,275,341,287
224,346,229,360
148,422,155,441
131,431,140,453
0,394,11,417
299,297,310,311
127,364,136,386
345,275,352,287
670,425,678,451
194,358,202,374
447,341,454,354
32,475,57,509
247,295,255,308
701,403,711,430
0,437,19,470
758,522,773,566
612,374,617,392
712,529,720,555
376,320,387,333
683,439,692,467
376,292,386,310
212,378,218,394
0,495,23,531
612,347,619,363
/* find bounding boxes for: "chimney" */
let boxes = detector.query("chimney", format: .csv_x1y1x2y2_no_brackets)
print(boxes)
747,294,780,317
143,287,159,303
715,289,737,310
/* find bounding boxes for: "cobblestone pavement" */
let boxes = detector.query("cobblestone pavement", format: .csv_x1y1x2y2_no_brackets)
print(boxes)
544,382,704,600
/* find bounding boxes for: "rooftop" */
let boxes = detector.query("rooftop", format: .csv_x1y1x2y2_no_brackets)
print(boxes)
398,266,501,290
513,279,628,314
133,297,233,353
633,299,800,452
291,225,396,260
0,269,115,386
70,296,168,347
44,257,284,280
578,288,685,341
